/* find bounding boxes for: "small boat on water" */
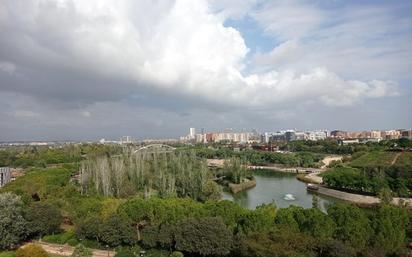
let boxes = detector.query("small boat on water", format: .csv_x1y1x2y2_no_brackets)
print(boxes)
283,194,296,201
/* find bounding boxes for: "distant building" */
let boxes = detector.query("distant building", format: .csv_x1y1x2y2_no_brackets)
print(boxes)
0,167,11,188
401,130,412,139
382,130,401,140
370,130,382,139
285,131,296,142
121,136,133,144
340,139,359,145
189,128,196,139
330,130,347,139
306,131,327,141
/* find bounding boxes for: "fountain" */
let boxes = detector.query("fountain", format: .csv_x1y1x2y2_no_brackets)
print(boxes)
283,194,296,201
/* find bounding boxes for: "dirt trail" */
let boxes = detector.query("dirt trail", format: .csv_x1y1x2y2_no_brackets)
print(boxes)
391,152,402,166
22,241,116,257
303,156,343,184
320,156,343,169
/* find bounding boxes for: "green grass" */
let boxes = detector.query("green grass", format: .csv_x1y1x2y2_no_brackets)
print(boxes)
42,231,78,246
0,251,16,257
349,151,398,168
393,152,412,167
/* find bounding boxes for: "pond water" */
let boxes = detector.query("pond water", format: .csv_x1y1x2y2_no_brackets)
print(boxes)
221,170,336,211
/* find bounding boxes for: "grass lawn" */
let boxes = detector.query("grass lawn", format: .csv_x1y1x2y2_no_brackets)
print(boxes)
350,151,398,168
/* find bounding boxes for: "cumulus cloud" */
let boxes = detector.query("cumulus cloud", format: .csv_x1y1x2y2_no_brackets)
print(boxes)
251,1,412,80
0,0,397,109
0,0,409,140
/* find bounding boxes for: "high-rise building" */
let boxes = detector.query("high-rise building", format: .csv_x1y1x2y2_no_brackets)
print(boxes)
189,128,196,139
121,136,132,144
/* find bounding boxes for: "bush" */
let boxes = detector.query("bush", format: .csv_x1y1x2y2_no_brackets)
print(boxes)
15,244,48,257
114,248,134,257
71,244,92,257
42,231,76,245
170,251,184,257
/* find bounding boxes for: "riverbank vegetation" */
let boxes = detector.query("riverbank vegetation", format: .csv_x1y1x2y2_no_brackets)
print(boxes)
322,151,412,197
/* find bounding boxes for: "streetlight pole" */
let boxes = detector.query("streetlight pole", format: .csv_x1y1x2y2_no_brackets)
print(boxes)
106,245,109,257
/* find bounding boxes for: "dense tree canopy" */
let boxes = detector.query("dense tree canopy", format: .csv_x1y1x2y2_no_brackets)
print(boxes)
174,217,233,256
0,192,27,249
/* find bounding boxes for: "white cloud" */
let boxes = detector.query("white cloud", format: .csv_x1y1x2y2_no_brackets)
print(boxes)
14,110,39,118
251,2,412,81
0,0,398,111
0,61,16,74
251,0,323,39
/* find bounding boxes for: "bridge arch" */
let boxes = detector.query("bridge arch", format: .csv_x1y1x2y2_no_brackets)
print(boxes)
133,144,176,154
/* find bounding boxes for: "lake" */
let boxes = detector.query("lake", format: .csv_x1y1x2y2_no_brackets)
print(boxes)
222,170,336,211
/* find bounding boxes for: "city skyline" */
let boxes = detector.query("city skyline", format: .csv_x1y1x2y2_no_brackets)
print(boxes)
1,0,411,141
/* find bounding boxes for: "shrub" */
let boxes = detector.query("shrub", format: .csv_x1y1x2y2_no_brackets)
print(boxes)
71,244,92,257
15,244,48,257
170,251,184,257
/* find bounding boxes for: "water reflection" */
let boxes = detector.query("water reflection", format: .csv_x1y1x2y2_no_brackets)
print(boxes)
222,170,336,211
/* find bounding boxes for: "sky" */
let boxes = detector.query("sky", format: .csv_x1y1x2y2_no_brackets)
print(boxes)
0,0,411,141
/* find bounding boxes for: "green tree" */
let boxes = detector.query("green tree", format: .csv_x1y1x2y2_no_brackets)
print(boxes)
0,192,27,249
317,239,356,257
142,226,158,248
242,228,315,257
114,248,135,257
25,202,62,238
327,203,371,249
301,208,336,239
377,187,393,205
371,205,409,253
99,214,136,247
199,181,221,201
237,204,276,234
175,217,233,256
71,244,92,257
204,200,246,231
16,244,49,257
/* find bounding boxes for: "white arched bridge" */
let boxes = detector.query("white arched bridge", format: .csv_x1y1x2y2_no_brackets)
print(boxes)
133,144,176,154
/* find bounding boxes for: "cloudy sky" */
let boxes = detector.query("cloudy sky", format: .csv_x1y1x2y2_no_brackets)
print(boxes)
0,0,411,141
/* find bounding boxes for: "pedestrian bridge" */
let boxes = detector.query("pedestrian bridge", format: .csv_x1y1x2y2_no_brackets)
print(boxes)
133,144,176,154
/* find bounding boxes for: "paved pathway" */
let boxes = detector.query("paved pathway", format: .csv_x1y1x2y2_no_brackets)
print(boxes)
315,185,412,207
22,241,116,257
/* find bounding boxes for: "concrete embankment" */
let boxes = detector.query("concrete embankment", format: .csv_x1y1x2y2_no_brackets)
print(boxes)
311,185,412,207
248,165,320,174
228,179,257,194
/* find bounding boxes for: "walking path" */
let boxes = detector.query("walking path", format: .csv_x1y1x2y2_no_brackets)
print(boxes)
22,241,116,257
301,156,343,184
391,152,402,165
313,185,412,207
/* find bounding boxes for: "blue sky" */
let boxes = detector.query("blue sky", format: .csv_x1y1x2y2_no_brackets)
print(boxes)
0,0,411,140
